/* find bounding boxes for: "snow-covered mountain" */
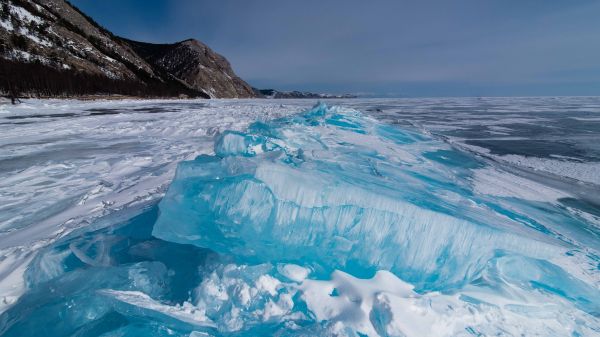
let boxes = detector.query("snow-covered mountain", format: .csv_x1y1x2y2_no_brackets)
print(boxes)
0,0,254,98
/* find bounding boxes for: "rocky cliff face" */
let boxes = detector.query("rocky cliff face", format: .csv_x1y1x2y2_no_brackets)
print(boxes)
0,0,254,98
126,39,255,98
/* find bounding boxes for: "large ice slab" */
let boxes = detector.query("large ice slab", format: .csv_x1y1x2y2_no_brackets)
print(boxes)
0,203,596,337
153,104,572,290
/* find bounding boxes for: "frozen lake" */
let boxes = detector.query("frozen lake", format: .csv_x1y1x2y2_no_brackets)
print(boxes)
0,97,599,336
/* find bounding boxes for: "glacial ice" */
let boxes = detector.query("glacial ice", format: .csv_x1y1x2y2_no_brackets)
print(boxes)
153,104,571,290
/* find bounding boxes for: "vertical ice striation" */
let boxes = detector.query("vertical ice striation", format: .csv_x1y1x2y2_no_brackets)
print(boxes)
153,104,568,290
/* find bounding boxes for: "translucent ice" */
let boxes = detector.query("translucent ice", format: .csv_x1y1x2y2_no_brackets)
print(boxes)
153,104,575,290
3,103,600,337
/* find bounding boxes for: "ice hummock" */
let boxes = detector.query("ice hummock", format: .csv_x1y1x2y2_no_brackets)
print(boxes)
153,104,571,290
2,103,600,337
4,192,598,337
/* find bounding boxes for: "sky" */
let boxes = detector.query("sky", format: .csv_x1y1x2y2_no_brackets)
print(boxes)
70,0,600,97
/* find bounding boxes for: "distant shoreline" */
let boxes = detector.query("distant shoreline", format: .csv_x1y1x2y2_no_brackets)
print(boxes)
0,94,359,104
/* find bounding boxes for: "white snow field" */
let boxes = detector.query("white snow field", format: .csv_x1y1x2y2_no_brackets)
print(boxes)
0,97,599,336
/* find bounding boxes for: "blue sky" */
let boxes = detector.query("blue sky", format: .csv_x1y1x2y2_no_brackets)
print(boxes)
71,0,600,97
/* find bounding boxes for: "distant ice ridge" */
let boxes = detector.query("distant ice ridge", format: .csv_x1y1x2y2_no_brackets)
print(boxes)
497,154,600,186
153,104,590,292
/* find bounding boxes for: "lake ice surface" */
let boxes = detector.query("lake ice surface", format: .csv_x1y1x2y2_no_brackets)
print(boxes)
0,97,599,336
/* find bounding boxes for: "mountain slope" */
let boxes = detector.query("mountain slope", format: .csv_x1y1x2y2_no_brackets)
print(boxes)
125,39,255,98
0,0,253,98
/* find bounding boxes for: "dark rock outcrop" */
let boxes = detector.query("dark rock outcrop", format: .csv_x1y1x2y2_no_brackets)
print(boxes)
125,39,255,98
